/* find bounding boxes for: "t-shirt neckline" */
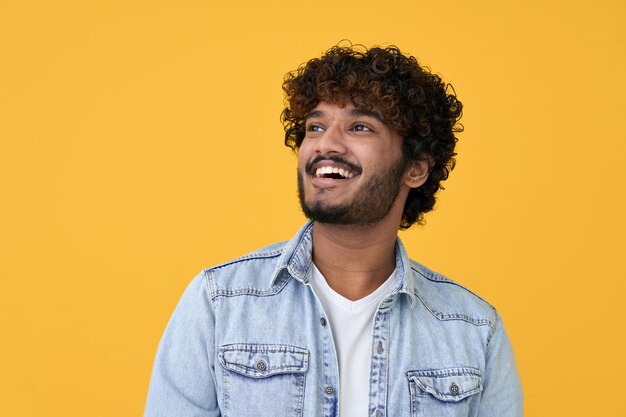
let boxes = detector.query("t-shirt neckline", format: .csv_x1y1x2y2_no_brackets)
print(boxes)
310,263,396,313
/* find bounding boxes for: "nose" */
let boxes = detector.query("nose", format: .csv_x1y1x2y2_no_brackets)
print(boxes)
313,123,348,155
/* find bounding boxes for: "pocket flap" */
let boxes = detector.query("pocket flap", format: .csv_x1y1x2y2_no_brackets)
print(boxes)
219,344,309,378
407,367,482,401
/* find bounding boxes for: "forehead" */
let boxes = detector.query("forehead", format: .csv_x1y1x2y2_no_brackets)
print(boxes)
306,101,385,123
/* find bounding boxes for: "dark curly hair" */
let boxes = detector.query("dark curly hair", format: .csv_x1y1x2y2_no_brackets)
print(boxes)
281,43,463,229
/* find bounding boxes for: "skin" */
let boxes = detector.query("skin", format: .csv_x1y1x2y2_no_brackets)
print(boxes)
297,102,430,300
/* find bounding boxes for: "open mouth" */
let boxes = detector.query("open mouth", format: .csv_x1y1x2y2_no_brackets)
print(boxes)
314,166,355,179
307,156,361,181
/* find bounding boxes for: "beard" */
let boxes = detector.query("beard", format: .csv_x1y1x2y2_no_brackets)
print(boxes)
297,156,408,226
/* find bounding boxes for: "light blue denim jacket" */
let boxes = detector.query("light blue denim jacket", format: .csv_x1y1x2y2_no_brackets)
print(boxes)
144,222,523,417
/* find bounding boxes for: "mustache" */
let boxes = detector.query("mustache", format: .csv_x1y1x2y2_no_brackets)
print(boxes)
305,155,362,175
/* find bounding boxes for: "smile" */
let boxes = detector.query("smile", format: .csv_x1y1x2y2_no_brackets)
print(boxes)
314,165,355,179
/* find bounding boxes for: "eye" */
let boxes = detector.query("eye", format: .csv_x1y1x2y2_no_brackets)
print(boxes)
351,123,373,132
306,124,325,132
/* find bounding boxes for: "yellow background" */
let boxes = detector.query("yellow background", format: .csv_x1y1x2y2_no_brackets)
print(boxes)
1,0,625,415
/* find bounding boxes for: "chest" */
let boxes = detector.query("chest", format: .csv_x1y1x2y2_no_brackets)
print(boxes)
211,284,488,417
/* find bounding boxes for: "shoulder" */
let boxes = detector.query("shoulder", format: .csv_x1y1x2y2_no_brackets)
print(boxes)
408,259,498,330
209,241,286,271
201,241,289,297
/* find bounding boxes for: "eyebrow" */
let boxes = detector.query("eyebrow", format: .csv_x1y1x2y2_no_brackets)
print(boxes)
306,110,324,120
350,108,384,123
305,108,385,123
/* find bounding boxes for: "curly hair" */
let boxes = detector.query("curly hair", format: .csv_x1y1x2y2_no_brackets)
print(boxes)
281,43,463,229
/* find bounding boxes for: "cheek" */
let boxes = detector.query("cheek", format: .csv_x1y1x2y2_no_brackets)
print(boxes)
297,142,313,168
297,153,306,172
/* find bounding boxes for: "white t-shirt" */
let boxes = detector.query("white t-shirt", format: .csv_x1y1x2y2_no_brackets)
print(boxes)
308,263,396,417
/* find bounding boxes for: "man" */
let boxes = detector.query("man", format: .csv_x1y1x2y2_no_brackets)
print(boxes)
144,44,523,417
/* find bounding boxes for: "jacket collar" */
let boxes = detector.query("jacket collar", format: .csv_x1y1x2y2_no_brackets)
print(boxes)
270,221,417,307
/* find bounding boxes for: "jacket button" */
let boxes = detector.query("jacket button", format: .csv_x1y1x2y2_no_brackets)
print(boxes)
256,360,267,371
450,382,460,395
324,385,334,395
377,341,383,354
320,317,327,327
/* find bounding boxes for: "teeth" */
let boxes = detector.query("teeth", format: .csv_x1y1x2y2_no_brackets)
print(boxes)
315,165,355,179
338,168,354,179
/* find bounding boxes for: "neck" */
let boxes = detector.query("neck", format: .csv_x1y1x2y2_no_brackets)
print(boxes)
311,219,398,301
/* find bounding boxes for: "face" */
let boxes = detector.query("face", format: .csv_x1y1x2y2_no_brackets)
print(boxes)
297,101,409,226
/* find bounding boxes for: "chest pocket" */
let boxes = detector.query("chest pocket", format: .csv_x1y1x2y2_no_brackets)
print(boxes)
407,367,482,417
219,344,309,417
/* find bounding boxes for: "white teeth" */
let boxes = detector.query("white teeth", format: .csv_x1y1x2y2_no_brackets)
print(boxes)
338,168,355,178
315,165,355,179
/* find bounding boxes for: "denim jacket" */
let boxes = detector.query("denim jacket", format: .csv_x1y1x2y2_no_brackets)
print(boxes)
144,222,523,417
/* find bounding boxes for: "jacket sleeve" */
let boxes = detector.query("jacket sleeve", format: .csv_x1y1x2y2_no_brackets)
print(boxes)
144,270,220,417
477,311,523,417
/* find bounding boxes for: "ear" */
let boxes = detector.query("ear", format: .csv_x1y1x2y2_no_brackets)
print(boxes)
403,156,432,189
